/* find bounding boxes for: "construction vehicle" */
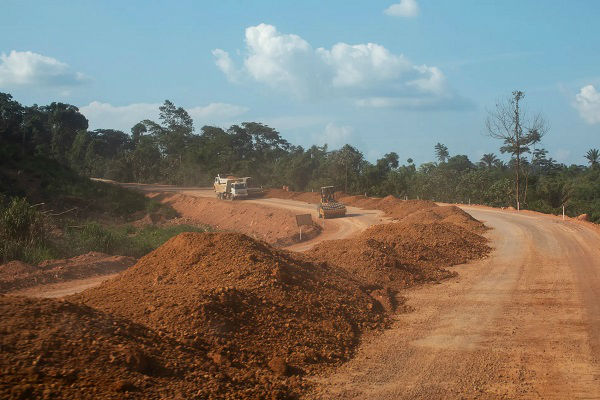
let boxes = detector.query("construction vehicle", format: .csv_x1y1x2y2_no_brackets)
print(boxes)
317,186,346,219
240,177,265,198
214,175,248,200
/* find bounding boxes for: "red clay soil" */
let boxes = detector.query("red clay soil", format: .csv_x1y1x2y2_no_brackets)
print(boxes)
306,221,490,291
71,232,388,398
265,190,485,233
0,253,135,294
0,296,237,400
148,192,320,246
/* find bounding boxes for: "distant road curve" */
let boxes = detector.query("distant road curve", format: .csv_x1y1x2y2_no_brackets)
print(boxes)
114,182,390,252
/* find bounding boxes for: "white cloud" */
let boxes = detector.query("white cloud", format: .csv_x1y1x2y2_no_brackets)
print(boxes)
212,49,240,82
213,23,455,109
0,50,87,87
574,85,600,124
187,103,249,120
80,101,248,131
319,123,353,149
259,115,328,131
384,0,419,18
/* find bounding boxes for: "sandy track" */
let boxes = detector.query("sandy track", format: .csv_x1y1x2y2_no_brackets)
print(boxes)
309,206,600,399
6,274,120,298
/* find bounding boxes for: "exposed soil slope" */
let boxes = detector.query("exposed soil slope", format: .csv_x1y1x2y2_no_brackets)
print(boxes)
149,192,321,246
0,253,135,294
0,296,228,400
307,221,490,290
72,232,387,398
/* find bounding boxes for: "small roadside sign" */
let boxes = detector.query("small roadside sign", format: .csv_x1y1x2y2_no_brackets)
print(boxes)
295,214,313,227
295,214,313,241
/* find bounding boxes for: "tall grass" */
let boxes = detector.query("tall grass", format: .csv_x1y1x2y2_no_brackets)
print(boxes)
0,195,210,264
0,196,54,263
62,223,211,258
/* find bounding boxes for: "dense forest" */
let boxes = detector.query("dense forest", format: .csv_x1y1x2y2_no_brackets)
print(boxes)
1,91,599,222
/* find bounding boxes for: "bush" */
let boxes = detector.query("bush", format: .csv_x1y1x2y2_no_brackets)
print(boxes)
62,222,211,259
0,196,46,243
0,196,51,263
0,194,208,264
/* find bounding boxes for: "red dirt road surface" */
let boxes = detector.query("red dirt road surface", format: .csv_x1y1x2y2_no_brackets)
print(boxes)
0,253,134,295
308,205,600,399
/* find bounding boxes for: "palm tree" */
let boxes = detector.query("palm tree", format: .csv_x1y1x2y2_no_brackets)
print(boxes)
585,148,599,168
480,153,499,168
434,143,449,163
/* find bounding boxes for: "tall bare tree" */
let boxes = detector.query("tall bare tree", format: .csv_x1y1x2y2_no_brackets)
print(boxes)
486,90,548,209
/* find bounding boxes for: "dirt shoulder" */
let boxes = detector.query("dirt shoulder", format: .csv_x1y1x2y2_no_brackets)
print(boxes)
0,253,134,295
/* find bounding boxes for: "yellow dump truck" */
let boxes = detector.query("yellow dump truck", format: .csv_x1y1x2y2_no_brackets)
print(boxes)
240,177,265,198
213,175,248,200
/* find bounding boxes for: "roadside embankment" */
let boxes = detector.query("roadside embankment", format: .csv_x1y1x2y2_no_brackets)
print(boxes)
146,192,321,246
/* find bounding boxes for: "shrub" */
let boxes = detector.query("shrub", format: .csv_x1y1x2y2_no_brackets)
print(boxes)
0,196,49,263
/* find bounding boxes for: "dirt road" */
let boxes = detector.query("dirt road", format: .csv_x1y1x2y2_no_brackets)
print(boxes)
309,206,600,399
6,274,119,298
120,183,388,251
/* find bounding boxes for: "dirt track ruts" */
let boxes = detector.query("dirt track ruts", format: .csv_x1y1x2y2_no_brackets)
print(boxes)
308,206,600,399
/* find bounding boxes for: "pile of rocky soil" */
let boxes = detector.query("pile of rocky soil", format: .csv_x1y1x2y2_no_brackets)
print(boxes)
0,296,233,400
0,253,135,294
307,221,490,290
266,190,486,233
148,192,321,246
71,232,388,397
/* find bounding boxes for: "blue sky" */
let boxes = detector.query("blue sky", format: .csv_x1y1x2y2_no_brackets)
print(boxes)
1,0,599,165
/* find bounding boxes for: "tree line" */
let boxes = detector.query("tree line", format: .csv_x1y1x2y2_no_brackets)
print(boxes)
1,91,599,222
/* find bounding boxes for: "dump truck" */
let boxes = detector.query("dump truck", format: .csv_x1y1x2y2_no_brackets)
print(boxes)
317,186,346,218
214,175,248,200
240,177,265,198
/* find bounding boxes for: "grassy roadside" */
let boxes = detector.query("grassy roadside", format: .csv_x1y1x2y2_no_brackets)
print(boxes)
60,222,212,259
0,195,211,264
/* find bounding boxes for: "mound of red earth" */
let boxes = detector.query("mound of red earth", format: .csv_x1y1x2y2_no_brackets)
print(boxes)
0,296,233,400
266,190,486,233
148,192,321,246
0,253,135,294
72,232,387,398
307,221,490,290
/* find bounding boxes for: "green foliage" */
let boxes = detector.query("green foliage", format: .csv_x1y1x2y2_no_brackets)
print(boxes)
0,196,53,263
1,91,599,225
0,193,208,263
62,223,211,258
434,143,449,163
